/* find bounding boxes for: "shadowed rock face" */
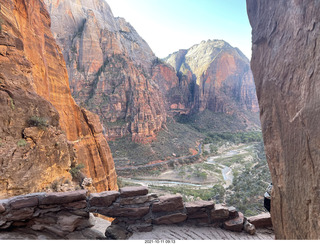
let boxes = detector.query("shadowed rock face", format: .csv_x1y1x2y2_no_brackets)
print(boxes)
247,0,320,239
164,40,259,128
0,0,117,196
44,0,167,143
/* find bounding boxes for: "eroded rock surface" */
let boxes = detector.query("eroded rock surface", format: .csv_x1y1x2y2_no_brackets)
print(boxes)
0,0,117,197
247,0,320,239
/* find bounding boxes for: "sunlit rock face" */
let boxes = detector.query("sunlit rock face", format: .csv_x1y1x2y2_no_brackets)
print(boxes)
247,0,320,239
0,0,117,197
44,0,167,143
164,40,259,123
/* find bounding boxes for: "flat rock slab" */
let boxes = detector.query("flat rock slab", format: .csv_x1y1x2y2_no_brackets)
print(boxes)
39,190,87,205
223,212,244,232
248,213,272,228
89,191,119,207
119,186,148,198
152,195,184,213
153,213,187,225
9,196,39,210
185,200,215,214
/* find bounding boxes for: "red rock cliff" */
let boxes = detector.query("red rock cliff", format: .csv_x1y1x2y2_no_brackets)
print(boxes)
44,0,167,143
0,0,117,196
247,0,320,239
164,40,260,128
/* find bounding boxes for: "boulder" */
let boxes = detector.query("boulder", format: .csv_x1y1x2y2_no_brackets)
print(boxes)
223,212,244,232
119,186,148,198
248,213,272,228
152,195,184,213
88,191,120,207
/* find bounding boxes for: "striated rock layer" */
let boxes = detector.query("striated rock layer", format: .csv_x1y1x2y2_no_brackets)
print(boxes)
247,0,320,239
0,0,117,197
44,0,167,143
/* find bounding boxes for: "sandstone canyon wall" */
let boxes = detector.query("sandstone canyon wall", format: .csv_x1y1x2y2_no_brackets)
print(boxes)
0,0,117,197
247,0,320,239
44,0,167,143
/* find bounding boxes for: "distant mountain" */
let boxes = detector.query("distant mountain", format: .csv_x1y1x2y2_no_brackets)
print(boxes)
164,40,259,116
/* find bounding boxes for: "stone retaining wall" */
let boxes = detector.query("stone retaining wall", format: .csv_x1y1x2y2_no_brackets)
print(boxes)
0,186,272,239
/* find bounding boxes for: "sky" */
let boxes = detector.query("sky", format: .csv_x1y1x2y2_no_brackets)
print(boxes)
106,0,252,59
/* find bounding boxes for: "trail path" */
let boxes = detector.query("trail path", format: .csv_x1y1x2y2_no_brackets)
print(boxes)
130,224,274,240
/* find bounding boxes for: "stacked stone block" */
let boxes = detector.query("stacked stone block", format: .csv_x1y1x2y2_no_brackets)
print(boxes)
0,186,272,239
0,190,93,237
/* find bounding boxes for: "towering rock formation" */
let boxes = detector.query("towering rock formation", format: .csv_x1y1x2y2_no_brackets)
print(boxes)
164,40,259,123
44,0,167,143
0,0,117,197
247,0,320,239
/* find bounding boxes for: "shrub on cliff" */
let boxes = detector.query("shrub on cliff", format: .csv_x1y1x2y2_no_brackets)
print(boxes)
69,164,85,182
17,139,27,147
28,116,48,129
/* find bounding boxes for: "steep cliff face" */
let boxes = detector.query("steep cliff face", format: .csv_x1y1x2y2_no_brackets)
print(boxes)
247,0,320,239
44,0,167,143
151,61,193,114
164,40,259,127
0,0,117,197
